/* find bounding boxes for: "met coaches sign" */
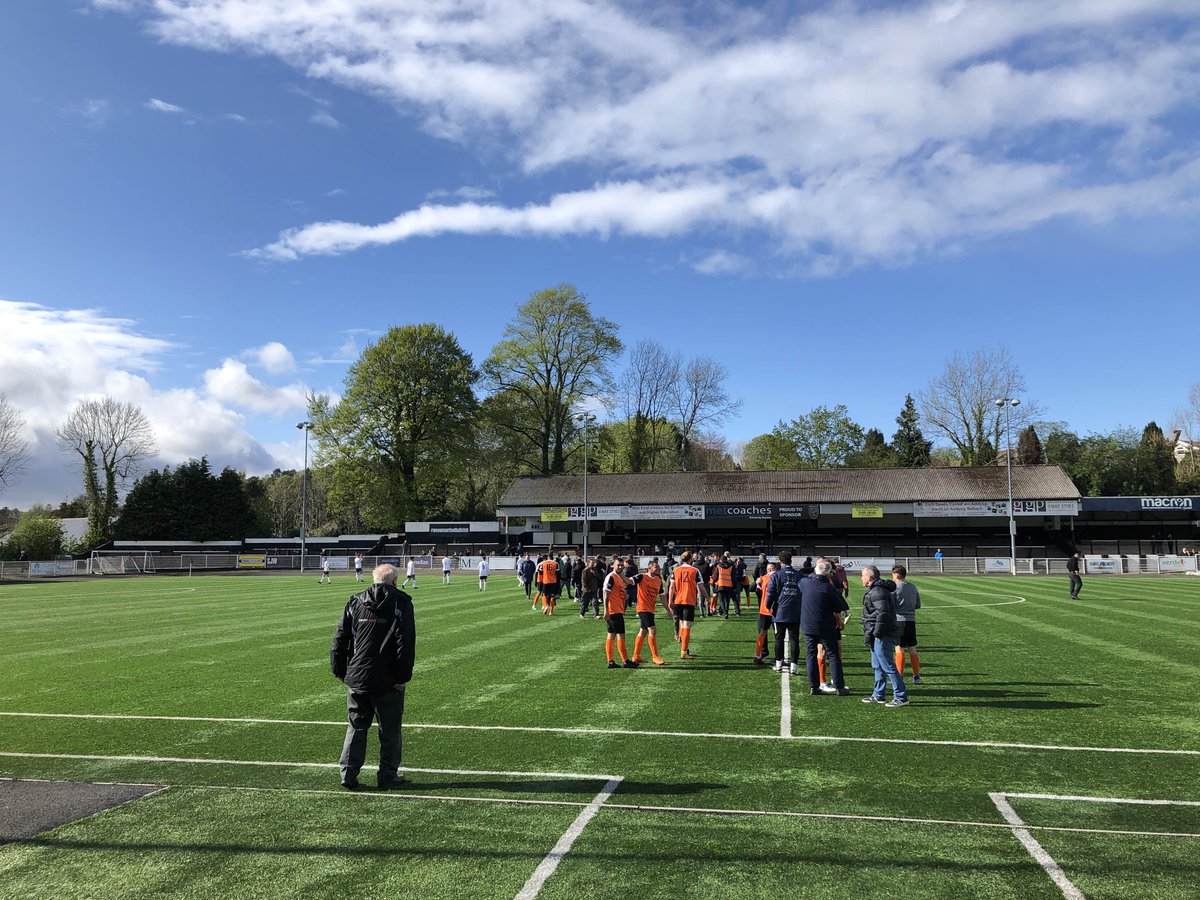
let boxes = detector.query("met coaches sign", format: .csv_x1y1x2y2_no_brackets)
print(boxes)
1081,497,1199,512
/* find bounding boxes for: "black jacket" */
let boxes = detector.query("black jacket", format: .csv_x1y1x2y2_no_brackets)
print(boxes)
800,574,849,634
766,566,803,623
861,578,898,643
331,583,416,692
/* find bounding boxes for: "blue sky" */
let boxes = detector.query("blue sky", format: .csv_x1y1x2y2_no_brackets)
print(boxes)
2,0,1198,507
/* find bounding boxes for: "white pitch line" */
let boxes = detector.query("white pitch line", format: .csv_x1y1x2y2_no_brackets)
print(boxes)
989,792,1086,900
3,710,1196,757
515,777,622,900
780,672,792,738
0,751,615,781
1003,792,1200,807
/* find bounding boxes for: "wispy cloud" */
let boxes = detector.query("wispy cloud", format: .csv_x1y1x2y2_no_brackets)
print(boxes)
427,186,496,201
310,109,341,128
64,98,112,126
145,97,186,114
105,0,1200,273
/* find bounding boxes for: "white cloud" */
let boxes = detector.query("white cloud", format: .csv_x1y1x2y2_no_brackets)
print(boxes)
145,97,186,114
64,98,112,126
0,298,311,507
202,359,309,413
692,250,749,275
248,341,297,374
427,186,496,201
220,112,247,123
310,109,341,128
103,0,1200,271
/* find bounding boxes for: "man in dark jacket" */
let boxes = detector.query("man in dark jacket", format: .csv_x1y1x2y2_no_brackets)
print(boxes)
860,564,907,707
766,550,803,675
580,557,602,619
1067,552,1083,600
800,560,850,696
330,563,416,789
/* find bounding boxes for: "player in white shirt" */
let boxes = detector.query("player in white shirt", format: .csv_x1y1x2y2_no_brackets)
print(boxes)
354,553,364,583
320,556,331,584
403,558,417,589
442,554,453,585
478,555,490,591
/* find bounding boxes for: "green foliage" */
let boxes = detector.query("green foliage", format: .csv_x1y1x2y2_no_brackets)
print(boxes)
596,416,683,474
845,428,899,468
314,323,479,528
115,459,265,540
1016,425,1045,464
774,404,865,468
741,433,801,470
1137,421,1176,495
891,394,932,467
482,285,622,475
1045,424,1178,496
5,514,64,559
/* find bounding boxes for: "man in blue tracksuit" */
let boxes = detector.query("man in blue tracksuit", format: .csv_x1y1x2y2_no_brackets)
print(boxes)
765,550,803,676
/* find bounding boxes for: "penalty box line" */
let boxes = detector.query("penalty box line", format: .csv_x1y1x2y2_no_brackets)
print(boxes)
3,710,1198,757
2,754,1198,842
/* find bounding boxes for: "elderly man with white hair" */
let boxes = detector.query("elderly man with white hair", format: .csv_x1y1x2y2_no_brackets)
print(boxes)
330,563,416,790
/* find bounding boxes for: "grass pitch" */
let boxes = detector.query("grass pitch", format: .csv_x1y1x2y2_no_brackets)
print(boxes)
0,571,1197,898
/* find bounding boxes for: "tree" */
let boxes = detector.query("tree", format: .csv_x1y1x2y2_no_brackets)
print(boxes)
670,356,742,470
1016,425,1045,465
917,348,1043,466
6,514,65,560
483,285,622,475
775,405,865,468
0,392,29,493
1136,421,1176,495
314,323,479,527
846,428,899,468
115,459,265,540
891,394,932,467
613,339,681,473
56,397,157,546
741,433,802,470
1174,383,1200,492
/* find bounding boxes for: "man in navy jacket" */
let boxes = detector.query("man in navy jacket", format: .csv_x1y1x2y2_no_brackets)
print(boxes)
800,560,851,696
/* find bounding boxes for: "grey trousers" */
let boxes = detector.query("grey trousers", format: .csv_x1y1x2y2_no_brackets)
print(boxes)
340,686,405,780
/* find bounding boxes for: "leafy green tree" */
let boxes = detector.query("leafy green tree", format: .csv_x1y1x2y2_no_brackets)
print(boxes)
741,433,802,470
1136,421,1176,495
775,405,865,468
846,428,899,468
7,514,65,559
1016,425,1045,464
891,394,932,467
116,459,265,540
313,323,479,527
482,285,622,475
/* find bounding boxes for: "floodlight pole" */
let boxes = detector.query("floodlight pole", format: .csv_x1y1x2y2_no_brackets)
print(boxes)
574,412,597,560
995,398,1020,576
297,421,312,573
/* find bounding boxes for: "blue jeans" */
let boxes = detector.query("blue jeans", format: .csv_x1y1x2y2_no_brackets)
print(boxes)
870,638,907,701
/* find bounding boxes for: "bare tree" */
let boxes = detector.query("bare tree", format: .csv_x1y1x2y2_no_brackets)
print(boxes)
0,392,29,493
615,339,682,472
917,348,1043,466
670,357,742,470
57,397,157,544
1172,381,1200,486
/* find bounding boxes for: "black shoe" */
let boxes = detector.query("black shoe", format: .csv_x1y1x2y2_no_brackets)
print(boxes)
809,688,822,696
340,775,360,790
753,657,765,665
377,774,407,790
608,661,618,669
837,688,852,696
624,660,640,669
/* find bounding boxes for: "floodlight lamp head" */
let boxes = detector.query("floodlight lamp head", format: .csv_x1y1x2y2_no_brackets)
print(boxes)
1010,398,1021,407
994,398,1004,408
297,421,312,430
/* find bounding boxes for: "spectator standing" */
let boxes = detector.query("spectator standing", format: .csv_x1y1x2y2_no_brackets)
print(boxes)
1068,552,1083,600
860,565,907,707
800,560,851,696
580,556,602,619
330,563,415,790
766,550,803,676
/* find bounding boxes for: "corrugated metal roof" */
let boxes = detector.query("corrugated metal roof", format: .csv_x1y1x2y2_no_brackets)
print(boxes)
497,466,1081,508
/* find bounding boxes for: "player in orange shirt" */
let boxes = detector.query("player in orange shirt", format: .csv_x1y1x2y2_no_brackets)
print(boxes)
753,561,779,664
630,559,668,666
668,551,709,660
537,555,560,615
602,558,639,669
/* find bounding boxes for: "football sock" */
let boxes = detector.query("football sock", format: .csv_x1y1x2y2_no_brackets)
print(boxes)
605,635,614,663
680,626,691,654
755,633,766,658
910,651,921,677
818,656,827,684
616,636,629,663
895,649,905,675
649,634,662,663
633,634,645,660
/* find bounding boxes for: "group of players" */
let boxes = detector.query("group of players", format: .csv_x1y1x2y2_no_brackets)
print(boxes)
513,549,920,697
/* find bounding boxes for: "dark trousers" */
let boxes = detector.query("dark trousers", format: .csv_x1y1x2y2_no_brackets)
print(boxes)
774,622,800,664
1069,573,1083,598
805,632,844,690
718,587,739,616
340,686,405,781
